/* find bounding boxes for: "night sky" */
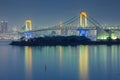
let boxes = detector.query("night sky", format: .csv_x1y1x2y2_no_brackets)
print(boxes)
0,0,120,28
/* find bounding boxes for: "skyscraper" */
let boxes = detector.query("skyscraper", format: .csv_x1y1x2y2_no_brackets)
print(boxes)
0,21,8,33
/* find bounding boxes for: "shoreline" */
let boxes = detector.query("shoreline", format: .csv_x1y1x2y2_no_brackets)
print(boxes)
9,36,120,46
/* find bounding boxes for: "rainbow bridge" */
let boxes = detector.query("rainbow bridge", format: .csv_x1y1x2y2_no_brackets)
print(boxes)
3,11,120,40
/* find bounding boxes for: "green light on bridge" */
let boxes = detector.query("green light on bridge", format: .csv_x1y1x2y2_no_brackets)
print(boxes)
97,35,108,40
97,33,117,40
111,33,117,39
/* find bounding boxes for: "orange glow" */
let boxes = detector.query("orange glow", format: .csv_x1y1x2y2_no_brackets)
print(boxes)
25,20,32,31
59,46,62,65
79,46,89,80
80,12,88,27
25,46,32,80
59,46,63,76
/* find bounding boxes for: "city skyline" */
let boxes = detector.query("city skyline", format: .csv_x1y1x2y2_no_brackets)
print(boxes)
0,0,120,28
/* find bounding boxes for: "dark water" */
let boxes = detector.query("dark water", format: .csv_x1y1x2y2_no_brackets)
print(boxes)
0,42,120,80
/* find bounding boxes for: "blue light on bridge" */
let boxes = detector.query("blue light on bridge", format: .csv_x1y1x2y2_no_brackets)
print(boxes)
24,32,32,39
77,29,88,37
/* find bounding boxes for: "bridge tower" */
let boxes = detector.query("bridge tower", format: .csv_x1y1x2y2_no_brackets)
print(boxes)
24,19,32,40
80,11,88,27
78,11,88,37
25,19,32,31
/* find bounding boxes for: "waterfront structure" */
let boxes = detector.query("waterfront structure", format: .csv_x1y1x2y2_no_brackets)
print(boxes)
80,12,88,27
4,11,120,40
24,20,32,39
0,21,8,33
25,19,32,31
78,12,89,37
59,21,62,35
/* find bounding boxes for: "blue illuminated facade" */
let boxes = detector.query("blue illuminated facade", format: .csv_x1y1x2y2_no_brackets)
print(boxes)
24,32,32,39
77,28,88,37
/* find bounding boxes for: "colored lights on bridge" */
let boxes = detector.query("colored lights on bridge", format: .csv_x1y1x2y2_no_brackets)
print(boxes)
21,12,119,41
25,20,32,31
78,29,88,37
24,32,32,39
97,33,117,40
80,12,88,27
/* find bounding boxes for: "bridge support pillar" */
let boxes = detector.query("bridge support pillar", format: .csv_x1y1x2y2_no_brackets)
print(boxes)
24,19,33,40
80,12,88,28
78,29,88,37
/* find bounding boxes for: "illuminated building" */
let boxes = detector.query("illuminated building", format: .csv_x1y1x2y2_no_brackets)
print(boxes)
0,21,8,33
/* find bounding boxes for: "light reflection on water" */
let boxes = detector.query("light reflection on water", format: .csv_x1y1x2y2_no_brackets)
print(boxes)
0,45,120,80
79,46,89,80
59,46,63,76
25,46,32,80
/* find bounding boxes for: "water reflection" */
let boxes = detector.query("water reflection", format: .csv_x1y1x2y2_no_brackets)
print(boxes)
25,46,32,80
89,45,120,80
79,46,89,80
1,45,120,80
108,46,120,76
98,45,107,74
59,46,62,66
59,46,63,74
